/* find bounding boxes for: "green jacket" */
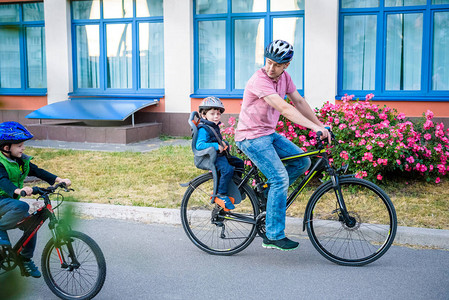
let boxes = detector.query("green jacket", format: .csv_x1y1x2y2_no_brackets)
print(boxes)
0,153,32,199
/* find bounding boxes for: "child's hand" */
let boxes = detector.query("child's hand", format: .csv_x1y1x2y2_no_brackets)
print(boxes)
218,144,224,153
56,177,72,187
17,186,33,196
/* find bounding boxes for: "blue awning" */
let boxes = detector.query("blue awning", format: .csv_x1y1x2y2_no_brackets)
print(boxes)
26,98,159,121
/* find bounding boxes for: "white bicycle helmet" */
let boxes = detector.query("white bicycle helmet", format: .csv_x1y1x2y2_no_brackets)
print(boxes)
264,40,294,64
199,96,225,114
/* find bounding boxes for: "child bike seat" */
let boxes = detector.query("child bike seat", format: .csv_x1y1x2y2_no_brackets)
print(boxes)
188,111,242,204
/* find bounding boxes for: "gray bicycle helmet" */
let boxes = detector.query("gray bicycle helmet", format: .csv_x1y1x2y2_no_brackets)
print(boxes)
264,40,294,64
199,96,225,114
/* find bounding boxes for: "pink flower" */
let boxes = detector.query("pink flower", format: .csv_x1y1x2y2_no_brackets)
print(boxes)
406,156,415,164
435,177,441,183
424,120,434,130
228,116,236,126
396,159,401,165
424,133,432,141
365,93,374,101
366,145,373,150
425,110,434,120
340,151,349,161
377,174,383,181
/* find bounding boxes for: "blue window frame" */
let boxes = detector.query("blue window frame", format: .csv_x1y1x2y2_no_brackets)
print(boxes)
0,2,46,96
338,0,449,101
192,0,305,98
71,0,164,97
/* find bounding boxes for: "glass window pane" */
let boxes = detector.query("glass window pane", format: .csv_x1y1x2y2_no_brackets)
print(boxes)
26,27,46,88
385,0,426,6
198,20,225,89
72,0,100,20
0,4,19,22
0,26,21,88
273,17,304,89
23,2,45,21
76,25,100,88
341,0,379,8
104,0,133,19
432,0,449,4
196,0,227,14
432,12,449,90
271,0,304,11
106,24,132,88
136,0,163,17
139,22,164,89
232,0,266,13
385,13,423,90
342,15,377,90
234,19,264,89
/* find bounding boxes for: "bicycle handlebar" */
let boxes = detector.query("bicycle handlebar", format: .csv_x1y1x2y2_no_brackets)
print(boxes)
316,126,335,148
20,182,70,197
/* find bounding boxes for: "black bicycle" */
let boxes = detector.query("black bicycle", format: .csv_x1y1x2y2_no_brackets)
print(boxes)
181,130,397,266
0,183,106,300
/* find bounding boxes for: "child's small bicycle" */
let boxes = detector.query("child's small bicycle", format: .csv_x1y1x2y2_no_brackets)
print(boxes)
0,183,106,300
181,129,397,266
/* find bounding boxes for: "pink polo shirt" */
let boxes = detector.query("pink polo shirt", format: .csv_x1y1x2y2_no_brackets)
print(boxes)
235,68,296,141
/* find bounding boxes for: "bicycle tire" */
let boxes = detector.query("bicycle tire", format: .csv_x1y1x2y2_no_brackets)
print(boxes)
181,173,260,255
305,177,397,266
41,231,106,300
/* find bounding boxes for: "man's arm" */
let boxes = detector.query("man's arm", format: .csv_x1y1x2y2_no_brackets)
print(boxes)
287,90,324,129
263,93,330,140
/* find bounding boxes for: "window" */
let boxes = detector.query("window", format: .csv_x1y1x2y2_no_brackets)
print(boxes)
193,0,304,97
71,0,164,96
338,0,449,101
0,2,46,95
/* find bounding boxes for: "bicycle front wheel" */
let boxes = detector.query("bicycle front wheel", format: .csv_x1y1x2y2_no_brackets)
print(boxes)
41,231,106,300
305,177,397,266
181,173,259,255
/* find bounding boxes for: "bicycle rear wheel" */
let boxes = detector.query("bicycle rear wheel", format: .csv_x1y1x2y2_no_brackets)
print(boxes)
41,231,106,300
305,177,397,266
181,173,259,255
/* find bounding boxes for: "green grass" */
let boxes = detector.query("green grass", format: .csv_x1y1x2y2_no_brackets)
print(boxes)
24,145,449,230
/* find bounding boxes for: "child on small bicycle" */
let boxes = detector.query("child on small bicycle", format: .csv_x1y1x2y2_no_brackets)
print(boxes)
196,97,244,211
0,122,71,278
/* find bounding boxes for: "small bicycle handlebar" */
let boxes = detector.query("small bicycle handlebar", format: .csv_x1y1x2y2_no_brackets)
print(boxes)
20,182,70,197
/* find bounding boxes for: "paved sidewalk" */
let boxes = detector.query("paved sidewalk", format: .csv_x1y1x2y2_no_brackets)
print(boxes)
26,137,191,152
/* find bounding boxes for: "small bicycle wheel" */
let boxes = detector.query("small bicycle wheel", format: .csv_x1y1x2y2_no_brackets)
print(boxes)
41,231,106,300
305,177,397,266
181,173,259,255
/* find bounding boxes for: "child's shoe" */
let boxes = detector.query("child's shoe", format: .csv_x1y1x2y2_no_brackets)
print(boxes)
214,195,235,211
22,258,41,278
0,230,11,247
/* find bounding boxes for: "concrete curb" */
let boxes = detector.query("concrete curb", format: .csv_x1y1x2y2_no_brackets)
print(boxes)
24,199,449,250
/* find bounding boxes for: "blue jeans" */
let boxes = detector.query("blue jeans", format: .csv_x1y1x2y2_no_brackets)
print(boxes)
215,155,244,195
236,133,311,240
0,198,36,258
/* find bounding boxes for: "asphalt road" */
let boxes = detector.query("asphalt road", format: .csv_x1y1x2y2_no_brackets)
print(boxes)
6,218,449,300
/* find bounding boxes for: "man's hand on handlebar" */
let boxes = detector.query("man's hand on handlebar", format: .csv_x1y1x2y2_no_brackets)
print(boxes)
314,126,332,144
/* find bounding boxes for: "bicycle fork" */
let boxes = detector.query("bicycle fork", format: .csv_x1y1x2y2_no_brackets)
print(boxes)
50,220,80,270
330,171,356,228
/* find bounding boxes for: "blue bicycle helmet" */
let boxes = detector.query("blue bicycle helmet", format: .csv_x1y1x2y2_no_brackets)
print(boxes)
264,40,294,64
0,121,34,147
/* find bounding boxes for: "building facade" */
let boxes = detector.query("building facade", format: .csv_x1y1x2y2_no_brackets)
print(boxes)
0,0,448,139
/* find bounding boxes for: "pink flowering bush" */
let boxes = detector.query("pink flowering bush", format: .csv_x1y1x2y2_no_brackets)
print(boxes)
221,94,449,183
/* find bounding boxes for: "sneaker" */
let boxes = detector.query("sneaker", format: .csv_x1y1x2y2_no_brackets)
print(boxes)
0,230,11,247
23,259,41,278
214,195,235,211
262,237,299,251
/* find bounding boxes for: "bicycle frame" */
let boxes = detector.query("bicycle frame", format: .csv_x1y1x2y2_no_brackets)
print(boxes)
4,187,78,276
232,145,355,230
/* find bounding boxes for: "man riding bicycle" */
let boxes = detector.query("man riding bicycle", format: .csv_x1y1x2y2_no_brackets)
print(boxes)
235,40,330,251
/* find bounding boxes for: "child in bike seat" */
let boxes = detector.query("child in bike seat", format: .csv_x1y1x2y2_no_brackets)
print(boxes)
0,122,71,278
196,97,244,211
